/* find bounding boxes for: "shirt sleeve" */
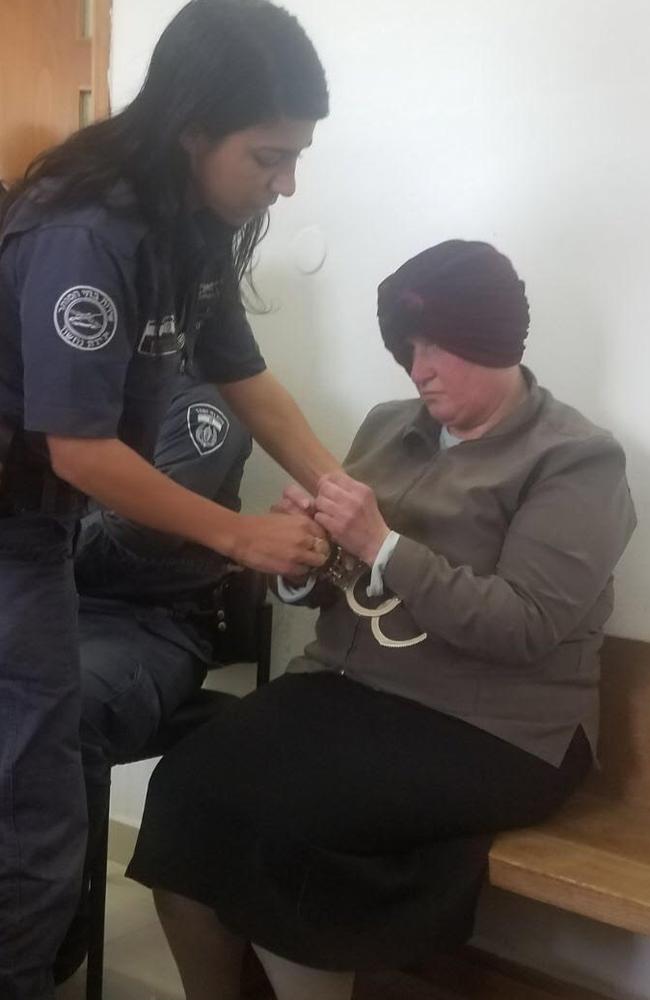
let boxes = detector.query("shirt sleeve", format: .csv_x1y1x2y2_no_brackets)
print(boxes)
382,435,637,665
366,530,401,597
16,225,137,438
276,574,318,603
193,275,267,385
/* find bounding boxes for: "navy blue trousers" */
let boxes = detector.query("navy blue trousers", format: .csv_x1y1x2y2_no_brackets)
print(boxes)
54,601,207,980
0,513,86,1000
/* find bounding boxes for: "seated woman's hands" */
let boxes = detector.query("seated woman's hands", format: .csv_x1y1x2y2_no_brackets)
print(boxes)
315,472,390,567
272,473,390,582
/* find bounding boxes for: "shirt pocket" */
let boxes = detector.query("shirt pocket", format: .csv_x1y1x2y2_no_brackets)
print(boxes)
123,342,183,403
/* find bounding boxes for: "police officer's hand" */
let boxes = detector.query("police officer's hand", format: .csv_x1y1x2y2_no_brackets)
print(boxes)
315,472,390,566
271,485,321,585
271,483,316,518
232,513,331,576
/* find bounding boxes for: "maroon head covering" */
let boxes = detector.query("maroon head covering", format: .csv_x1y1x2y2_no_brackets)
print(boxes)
377,240,530,369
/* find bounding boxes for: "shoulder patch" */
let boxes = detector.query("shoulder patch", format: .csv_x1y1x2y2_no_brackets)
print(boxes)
54,286,118,351
187,403,230,456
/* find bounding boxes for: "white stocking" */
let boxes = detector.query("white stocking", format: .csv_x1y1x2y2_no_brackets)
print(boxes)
252,943,355,1000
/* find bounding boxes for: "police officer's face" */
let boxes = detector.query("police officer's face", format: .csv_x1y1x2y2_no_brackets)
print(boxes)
184,119,316,226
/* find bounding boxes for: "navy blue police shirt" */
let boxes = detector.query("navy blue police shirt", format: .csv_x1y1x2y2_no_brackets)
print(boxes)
74,372,252,604
74,374,253,666
0,182,266,464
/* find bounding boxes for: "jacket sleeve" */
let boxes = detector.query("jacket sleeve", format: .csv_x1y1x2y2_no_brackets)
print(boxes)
383,434,636,664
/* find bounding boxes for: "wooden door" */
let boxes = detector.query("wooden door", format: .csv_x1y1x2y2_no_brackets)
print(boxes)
0,0,111,184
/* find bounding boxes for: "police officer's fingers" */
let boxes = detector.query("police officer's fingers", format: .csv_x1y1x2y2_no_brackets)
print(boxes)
281,550,327,573
263,515,327,568
297,550,329,570
293,513,328,540
283,567,313,580
284,556,321,576
236,514,328,574
294,530,330,567
230,516,300,574
240,546,318,577
314,512,364,562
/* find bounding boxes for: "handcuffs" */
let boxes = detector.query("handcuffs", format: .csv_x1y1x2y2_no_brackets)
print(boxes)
319,544,427,650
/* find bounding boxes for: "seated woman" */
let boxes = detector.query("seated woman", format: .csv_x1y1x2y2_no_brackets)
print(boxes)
127,240,636,1000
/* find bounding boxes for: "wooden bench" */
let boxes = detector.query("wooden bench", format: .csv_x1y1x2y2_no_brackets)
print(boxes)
406,635,650,999
489,635,650,937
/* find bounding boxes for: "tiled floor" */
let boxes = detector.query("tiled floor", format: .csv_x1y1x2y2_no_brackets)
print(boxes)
55,861,185,1000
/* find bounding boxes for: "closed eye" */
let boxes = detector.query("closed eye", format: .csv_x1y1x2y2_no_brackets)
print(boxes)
252,149,304,169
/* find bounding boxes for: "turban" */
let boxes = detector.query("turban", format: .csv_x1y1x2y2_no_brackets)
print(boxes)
378,240,530,369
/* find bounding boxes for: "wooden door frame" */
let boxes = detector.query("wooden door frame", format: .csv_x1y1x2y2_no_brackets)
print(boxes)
92,0,112,120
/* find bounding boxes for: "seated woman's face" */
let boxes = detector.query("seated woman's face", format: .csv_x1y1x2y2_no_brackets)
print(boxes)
409,339,496,429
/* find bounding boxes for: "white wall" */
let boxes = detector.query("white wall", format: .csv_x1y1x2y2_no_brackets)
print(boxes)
109,2,650,996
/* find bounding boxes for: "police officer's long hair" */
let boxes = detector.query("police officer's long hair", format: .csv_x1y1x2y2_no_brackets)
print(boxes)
0,0,329,291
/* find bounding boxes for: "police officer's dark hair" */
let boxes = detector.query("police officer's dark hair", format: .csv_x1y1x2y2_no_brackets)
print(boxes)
0,0,329,288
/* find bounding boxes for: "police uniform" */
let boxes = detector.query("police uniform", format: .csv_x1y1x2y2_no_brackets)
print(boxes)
53,373,252,981
0,183,265,1000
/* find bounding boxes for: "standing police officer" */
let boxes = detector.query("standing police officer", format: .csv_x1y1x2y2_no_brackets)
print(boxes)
0,2,334,996
54,372,253,984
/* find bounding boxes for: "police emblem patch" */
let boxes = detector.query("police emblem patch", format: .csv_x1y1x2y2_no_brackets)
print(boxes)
138,315,184,357
54,286,118,351
198,280,221,301
187,404,229,456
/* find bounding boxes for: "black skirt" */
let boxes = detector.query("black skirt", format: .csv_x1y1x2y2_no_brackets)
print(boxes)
127,671,591,971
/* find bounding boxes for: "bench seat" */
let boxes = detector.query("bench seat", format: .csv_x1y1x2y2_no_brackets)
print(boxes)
490,793,650,935
488,635,650,936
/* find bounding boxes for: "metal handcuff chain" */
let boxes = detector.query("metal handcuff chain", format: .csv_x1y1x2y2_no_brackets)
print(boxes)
344,566,428,650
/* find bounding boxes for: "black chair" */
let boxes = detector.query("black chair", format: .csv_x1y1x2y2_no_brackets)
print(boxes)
84,571,274,1000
